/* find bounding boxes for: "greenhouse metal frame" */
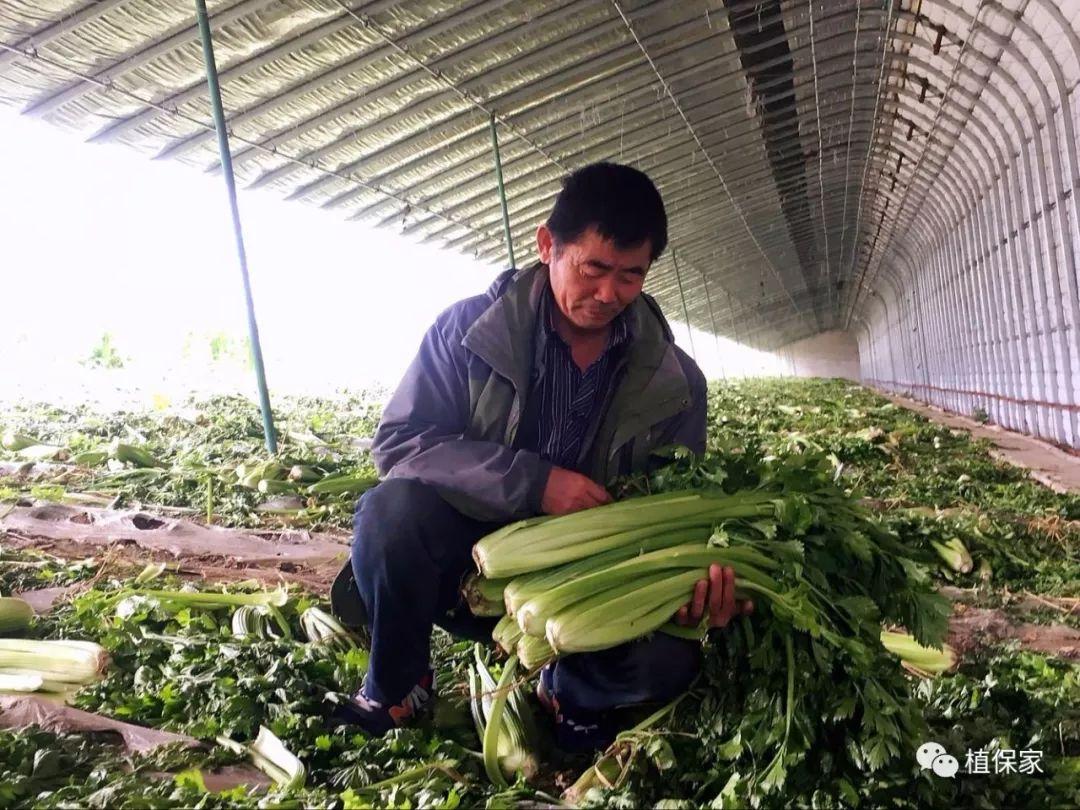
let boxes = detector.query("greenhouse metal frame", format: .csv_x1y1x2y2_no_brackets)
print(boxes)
1,0,1078,448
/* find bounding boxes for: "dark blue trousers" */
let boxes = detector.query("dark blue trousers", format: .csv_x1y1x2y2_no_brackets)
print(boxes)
350,478,700,713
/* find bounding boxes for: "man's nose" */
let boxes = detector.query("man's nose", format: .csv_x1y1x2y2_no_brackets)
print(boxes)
594,276,617,304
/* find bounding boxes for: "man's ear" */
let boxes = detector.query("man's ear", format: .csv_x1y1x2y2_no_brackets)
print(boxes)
536,224,554,264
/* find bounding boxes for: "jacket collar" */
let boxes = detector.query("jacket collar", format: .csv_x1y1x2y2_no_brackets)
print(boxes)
462,264,547,397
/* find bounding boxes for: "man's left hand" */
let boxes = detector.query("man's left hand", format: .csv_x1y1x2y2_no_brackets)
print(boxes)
675,564,754,629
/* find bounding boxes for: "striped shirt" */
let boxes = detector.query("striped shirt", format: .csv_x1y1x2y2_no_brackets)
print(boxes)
525,288,633,471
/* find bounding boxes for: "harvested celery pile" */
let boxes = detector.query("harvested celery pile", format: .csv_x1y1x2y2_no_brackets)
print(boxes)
0,379,1076,807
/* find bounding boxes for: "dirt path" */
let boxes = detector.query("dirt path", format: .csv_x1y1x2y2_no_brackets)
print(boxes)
947,604,1080,659
1,502,349,594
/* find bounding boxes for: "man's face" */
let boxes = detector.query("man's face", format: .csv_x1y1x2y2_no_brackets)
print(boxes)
537,224,651,332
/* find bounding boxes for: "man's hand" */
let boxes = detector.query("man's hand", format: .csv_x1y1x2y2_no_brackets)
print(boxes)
675,564,754,629
541,467,612,515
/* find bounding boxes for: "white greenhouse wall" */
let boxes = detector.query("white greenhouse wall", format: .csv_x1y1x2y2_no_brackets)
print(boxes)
777,331,861,381
854,19,1080,451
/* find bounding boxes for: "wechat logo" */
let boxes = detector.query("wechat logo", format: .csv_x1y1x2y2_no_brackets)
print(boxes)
917,742,959,778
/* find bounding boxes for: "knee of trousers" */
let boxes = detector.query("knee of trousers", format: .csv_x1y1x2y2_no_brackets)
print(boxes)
351,478,446,574
636,634,702,698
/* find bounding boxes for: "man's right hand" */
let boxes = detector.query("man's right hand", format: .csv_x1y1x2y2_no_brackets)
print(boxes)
541,467,612,515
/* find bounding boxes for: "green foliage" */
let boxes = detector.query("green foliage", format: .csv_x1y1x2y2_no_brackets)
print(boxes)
575,641,1080,809
0,547,98,594
0,393,383,530
12,578,506,807
0,728,260,809
209,332,247,365
705,379,1078,518
0,378,1076,808
81,332,126,370
887,509,1080,598
915,647,1080,809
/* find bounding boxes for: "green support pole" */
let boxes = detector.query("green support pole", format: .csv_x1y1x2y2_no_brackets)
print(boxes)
195,0,277,454
489,113,516,268
671,251,697,360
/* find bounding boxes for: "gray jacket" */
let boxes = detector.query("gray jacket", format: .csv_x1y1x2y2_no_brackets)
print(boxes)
372,263,708,522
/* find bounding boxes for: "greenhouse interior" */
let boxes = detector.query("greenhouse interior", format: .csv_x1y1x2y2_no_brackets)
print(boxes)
0,0,1078,807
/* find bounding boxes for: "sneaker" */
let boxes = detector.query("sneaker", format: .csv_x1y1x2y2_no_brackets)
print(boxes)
329,669,435,735
535,664,613,753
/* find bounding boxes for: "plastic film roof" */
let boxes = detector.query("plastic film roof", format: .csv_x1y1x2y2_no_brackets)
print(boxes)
2,0,1079,349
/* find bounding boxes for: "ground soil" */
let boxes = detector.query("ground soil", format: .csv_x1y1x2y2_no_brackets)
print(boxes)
1,502,348,596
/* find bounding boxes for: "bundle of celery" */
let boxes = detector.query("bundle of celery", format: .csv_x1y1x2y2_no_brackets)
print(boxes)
469,489,784,664
468,450,952,798
470,471,946,657
473,489,778,578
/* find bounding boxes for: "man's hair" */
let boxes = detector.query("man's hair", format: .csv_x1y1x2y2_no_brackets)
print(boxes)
546,162,668,262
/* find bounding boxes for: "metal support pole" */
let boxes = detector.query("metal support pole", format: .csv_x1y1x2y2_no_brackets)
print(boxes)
700,270,724,379
724,290,744,377
489,113,516,269
195,0,277,454
724,291,739,344
671,251,697,360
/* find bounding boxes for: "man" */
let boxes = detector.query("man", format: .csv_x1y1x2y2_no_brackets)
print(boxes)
332,162,752,749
